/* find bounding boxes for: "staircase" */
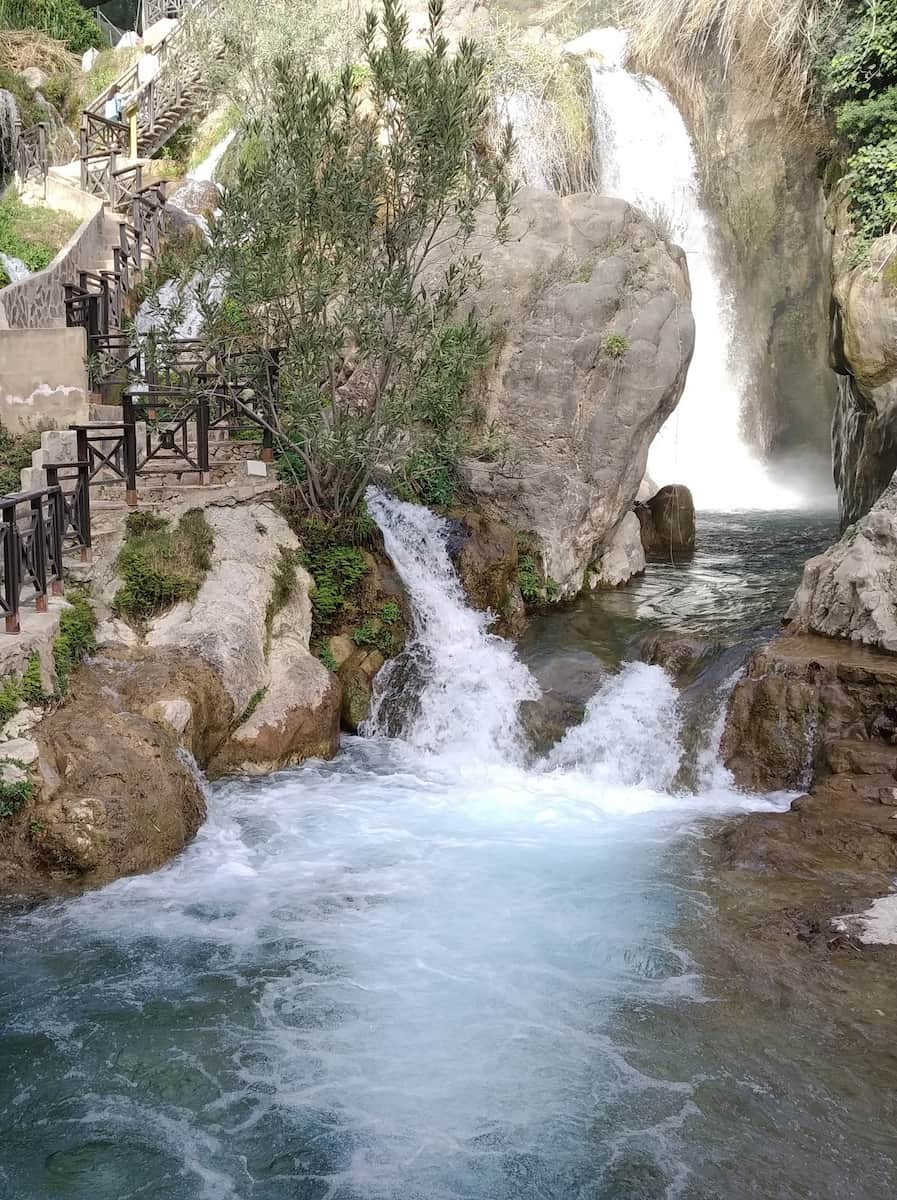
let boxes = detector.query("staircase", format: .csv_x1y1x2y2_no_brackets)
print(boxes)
79,0,222,204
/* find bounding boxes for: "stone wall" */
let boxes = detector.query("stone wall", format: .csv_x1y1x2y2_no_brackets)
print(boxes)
0,190,106,330
0,327,90,434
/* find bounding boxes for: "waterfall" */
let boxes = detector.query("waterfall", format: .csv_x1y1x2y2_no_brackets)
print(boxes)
0,89,18,177
573,28,798,511
495,93,553,190
365,488,540,763
0,252,31,283
188,130,235,184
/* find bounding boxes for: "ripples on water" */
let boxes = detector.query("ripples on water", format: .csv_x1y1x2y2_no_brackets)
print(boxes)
2,506,892,1200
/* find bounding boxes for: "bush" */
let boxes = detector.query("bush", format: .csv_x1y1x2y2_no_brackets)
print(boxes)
298,518,369,639
836,86,897,150
113,510,214,625
847,137,897,239
825,3,897,102
21,652,47,705
601,332,630,358
0,0,102,53
53,591,96,693
0,427,41,496
0,773,33,819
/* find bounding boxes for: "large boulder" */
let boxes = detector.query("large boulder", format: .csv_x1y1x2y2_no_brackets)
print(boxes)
463,188,695,596
787,477,897,652
828,197,897,525
590,510,645,587
637,484,696,558
146,503,341,772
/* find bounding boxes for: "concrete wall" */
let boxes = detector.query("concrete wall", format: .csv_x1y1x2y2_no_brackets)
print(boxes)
0,327,90,435
0,188,106,330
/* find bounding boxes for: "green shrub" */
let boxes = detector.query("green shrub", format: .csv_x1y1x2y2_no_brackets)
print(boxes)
237,687,266,724
264,547,297,650
113,510,214,625
0,0,102,52
21,653,47,705
836,86,897,150
0,676,22,725
298,518,369,639
379,600,400,625
847,137,897,239
825,4,897,102
0,427,41,496
318,644,338,673
53,591,96,693
0,774,33,819
517,543,541,603
601,332,630,358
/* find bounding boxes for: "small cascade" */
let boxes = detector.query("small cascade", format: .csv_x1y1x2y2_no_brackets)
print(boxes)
0,89,18,177
546,661,683,791
365,488,540,762
188,130,235,184
0,252,31,283
495,93,553,190
576,28,798,511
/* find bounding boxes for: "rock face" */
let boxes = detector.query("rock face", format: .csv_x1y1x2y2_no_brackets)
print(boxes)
787,478,897,652
449,509,526,635
828,201,897,525
463,188,694,596
145,503,341,773
591,511,645,587
637,484,696,558
722,633,897,791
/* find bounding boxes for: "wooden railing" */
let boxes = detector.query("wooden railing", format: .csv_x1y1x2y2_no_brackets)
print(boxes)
14,121,48,185
0,469,92,634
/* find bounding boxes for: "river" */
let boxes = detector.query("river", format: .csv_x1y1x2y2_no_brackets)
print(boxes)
5,502,894,1200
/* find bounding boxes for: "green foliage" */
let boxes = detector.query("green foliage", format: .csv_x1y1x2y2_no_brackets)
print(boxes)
379,600,400,625
0,66,42,129
836,86,897,149
21,653,46,705
113,510,214,625
825,3,897,102
0,676,21,725
847,137,897,239
545,577,560,602
824,2,897,240
0,427,41,496
351,619,395,656
53,591,96,693
517,545,542,603
298,518,369,639
0,193,78,285
265,547,297,650
198,0,515,521
238,687,267,723
318,644,338,673
0,773,33,819
0,0,102,52
601,332,630,358
351,620,377,646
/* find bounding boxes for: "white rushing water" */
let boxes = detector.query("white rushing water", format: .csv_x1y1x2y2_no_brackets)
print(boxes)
0,495,795,1199
567,28,798,511
0,251,31,283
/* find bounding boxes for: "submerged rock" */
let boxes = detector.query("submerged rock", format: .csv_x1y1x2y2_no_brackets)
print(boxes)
460,188,694,597
638,628,711,683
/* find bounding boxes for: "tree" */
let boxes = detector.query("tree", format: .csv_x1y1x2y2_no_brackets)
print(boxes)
189,0,516,520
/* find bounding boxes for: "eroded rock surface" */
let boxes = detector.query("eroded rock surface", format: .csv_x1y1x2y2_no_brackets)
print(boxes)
462,188,694,596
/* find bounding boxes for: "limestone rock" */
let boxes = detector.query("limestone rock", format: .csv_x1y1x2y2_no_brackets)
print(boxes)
211,581,341,773
638,629,710,681
787,478,897,653
460,188,694,596
722,634,897,791
828,196,897,524
39,797,107,872
449,508,526,636
638,485,695,558
20,67,49,91
590,511,645,588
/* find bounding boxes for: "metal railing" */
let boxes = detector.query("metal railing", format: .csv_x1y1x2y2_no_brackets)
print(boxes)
0,468,92,634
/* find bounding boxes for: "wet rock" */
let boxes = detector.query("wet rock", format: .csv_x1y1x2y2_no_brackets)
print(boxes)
519,649,606,755
638,629,710,682
590,511,645,588
722,633,897,792
449,508,525,637
638,484,695,558
459,188,694,597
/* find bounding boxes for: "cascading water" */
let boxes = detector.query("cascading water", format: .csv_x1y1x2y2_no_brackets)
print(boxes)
0,494,823,1200
365,489,539,762
0,252,31,283
568,29,798,511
